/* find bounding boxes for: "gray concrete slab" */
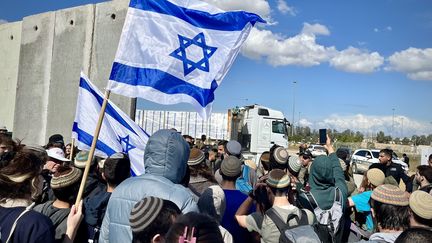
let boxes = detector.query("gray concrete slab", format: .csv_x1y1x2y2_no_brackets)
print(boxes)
90,0,135,117
13,12,55,145
45,4,95,143
0,21,22,131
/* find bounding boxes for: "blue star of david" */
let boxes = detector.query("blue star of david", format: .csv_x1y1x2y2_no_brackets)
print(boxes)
170,32,217,76
118,135,136,154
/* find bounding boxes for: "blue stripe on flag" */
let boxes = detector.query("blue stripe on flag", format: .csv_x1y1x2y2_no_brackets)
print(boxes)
129,0,265,31
79,77,141,136
72,122,117,156
110,62,218,107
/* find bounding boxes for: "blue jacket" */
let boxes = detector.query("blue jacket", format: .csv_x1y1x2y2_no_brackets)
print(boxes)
99,129,199,242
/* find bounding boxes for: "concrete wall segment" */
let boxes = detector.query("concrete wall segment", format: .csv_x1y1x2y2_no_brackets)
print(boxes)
0,21,22,131
45,4,95,143
13,12,55,145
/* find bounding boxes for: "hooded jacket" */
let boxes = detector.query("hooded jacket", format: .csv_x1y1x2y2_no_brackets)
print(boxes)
99,130,199,242
298,153,348,211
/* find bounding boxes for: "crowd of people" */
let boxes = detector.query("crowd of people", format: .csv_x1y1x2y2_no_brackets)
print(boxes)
1,128,432,243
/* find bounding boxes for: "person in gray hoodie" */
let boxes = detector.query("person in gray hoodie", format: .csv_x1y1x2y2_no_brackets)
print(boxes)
99,129,199,242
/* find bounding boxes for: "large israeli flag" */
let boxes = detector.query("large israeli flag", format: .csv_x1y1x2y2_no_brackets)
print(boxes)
107,0,265,119
72,72,149,176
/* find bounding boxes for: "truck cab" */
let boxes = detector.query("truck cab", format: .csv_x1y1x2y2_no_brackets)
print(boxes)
228,105,289,164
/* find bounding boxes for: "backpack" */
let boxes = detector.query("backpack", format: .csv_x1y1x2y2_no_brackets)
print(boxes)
304,187,344,243
265,207,321,243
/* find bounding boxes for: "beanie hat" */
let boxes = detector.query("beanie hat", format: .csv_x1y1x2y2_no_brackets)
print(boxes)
266,169,291,188
272,147,288,165
197,185,226,222
371,184,409,206
51,166,82,189
74,151,89,169
409,190,432,220
288,156,301,174
367,168,385,187
130,196,164,233
188,148,205,166
338,158,347,172
220,156,242,177
226,140,241,156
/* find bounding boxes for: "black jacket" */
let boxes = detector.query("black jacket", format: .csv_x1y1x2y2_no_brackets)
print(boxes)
369,162,412,192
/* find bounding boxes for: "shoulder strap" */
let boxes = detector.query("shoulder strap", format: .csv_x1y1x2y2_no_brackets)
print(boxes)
298,209,309,225
304,191,319,210
266,208,287,232
6,202,35,243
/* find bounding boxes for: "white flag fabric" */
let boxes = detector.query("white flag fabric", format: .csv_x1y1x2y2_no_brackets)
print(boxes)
72,72,149,176
107,0,265,119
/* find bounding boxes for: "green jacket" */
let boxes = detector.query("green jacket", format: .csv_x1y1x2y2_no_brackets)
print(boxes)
298,153,348,210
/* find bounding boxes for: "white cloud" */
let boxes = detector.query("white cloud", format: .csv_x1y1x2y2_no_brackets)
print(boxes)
301,23,330,36
242,23,385,72
387,47,432,80
303,114,430,137
241,26,336,67
374,28,379,32
386,26,392,31
277,0,296,16
201,0,271,20
0,19,8,25
329,47,384,73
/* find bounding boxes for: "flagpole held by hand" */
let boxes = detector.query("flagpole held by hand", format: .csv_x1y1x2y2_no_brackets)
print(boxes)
75,90,111,205
70,138,75,160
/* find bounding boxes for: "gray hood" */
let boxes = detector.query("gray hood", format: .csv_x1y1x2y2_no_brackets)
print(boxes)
144,129,190,183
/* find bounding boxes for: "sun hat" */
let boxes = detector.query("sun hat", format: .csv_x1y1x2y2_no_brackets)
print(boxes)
371,184,409,206
47,147,70,162
129,196,164,233
220,156,242,177
409,190,432,220
188,148,205,166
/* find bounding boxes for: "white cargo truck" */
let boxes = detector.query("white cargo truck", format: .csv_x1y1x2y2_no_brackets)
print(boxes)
228,105,290,164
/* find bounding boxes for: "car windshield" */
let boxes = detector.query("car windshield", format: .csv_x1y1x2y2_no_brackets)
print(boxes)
272,121,286,134
372,151,380,158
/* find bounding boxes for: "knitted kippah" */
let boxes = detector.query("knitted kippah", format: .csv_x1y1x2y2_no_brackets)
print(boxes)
130,196,164,233
188,148,205,166
273,147,288,164
288,156,301,174
220,156,242,177
74,150,89,169
409,190,432,219
51,166,82,189
371,184,409,206
266,169,290,188
367,168,385,187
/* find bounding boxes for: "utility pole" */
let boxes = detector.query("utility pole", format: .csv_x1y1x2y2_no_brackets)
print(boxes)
292,81,297,136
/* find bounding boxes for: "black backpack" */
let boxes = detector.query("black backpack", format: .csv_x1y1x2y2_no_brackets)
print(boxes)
266,208,321,243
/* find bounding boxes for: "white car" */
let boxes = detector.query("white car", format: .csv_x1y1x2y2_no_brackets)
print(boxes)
350,149,408,174
307,144,327,157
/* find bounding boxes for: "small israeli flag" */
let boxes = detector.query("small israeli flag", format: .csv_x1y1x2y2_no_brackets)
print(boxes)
72,72,149,176
108,0,265,119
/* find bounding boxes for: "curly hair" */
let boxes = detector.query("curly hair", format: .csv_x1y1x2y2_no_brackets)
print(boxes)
189,162,217,183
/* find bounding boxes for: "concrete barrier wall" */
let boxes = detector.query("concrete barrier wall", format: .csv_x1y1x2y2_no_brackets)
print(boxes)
0,22,22,131
0,0,133,145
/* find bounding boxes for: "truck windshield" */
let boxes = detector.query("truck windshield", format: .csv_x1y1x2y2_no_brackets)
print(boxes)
272,121,286,134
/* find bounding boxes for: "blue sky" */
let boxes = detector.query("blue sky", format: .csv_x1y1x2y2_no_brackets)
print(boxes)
1,0,432,137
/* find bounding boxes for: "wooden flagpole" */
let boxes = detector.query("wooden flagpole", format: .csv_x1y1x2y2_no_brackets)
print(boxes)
69,138,75,160
75,90,111,205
